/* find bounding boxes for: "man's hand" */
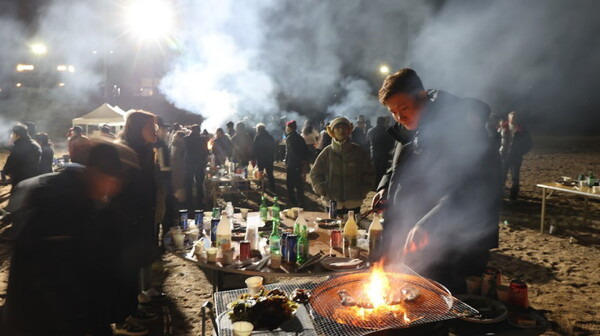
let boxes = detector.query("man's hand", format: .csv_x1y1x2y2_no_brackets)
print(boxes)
371,188,387,211
174,189,186,203
404,225,430,254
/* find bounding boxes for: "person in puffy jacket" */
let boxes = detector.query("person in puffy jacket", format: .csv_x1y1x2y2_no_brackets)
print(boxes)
500,111,532,200
310,117,374,215
3,124,41,189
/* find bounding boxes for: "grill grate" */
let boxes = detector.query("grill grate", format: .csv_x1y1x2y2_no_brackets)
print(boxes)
214,263,478,336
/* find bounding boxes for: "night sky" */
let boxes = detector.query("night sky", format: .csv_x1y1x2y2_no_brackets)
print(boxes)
1,0,599,135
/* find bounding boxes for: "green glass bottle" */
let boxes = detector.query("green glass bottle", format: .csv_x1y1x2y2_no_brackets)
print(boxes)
269,218,281,254
296,225,309,264
259,195,268,222
272,196,281,222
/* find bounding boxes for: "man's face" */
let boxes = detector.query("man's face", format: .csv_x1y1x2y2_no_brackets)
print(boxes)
357,121,366,131
285,126,293,134
332,123,351,141
10,132,19,143
384,93,425,130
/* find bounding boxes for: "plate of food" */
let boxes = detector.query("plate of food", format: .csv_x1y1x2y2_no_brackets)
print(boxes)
455,295,508,324
227,288,299,330
314,218,342,229
508,309,548,329
320,257,366,271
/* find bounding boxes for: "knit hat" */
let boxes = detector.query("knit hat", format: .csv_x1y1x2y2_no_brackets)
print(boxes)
286,120,297,129
329,117,352,129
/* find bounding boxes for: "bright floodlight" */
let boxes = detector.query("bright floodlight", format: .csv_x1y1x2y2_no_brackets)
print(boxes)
379,65,390,75
125,0,175,42
31,43,47,55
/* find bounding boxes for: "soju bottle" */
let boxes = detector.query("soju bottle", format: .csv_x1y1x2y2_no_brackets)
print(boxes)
269,218,281,254
259,195,268,222
272,196,281,222
296,225,309,264
588,171,595,187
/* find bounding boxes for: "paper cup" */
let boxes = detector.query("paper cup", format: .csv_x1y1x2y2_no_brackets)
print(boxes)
240,208,249,220
270,254,282,269
496,285,510,303
207,247,218,263
173,233,185,249
245,276,263,295
466,275,482,295
232,321,254,336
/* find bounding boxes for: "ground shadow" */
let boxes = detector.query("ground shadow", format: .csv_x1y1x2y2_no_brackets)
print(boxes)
488,251,554,285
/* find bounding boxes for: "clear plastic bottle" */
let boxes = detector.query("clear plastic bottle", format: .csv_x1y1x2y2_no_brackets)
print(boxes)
343,211,358,257
216,210,231,250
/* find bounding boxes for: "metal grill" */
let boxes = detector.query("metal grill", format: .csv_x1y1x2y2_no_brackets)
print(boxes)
214,263,478,336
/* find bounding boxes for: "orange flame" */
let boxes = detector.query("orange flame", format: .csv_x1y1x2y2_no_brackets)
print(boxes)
333,261,412,325
207,138,214,151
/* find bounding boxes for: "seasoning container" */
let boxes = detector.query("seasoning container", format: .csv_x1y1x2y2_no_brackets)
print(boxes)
509,279,529,308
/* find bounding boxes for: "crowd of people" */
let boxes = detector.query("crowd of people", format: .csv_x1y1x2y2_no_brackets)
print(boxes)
0,67,532,335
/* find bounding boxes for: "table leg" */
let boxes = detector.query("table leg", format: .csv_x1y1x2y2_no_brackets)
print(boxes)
584,196,589,225
212,270,218,293
540,188,547,233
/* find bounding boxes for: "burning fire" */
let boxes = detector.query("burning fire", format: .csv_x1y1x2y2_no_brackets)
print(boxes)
404,230,430,254
207,138,215,151
334,262,412,324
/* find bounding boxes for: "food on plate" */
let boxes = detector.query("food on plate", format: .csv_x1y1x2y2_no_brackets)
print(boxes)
337,289,357,306
290,289,311,304
229,288,298,330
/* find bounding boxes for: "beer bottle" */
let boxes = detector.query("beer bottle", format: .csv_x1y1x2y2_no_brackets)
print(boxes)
259,195,268,222
269,218,281,254
296,225,309,264
272,196,281,222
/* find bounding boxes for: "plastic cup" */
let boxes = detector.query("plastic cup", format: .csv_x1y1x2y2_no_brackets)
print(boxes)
232,321,254,336
245,276,263,295
207,247,218,263
466,275,482,295
496,285,510,303
173,233,185,249
240,208,249,220
270,254,282,269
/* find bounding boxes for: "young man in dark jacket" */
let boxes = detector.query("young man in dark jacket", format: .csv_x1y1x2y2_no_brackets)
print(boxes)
184,124,209,212
3,124,41,190
284,120,308,207
253,123,276,191
367,116,395,188
500,111,532,200
1,143,124,335
373,68,502,292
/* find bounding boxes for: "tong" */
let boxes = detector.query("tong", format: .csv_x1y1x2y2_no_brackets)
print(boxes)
297,251,329,271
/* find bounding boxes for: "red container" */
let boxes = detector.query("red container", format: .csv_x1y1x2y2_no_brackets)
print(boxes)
239,241,251,261
330,229,343,249
509,279,529,308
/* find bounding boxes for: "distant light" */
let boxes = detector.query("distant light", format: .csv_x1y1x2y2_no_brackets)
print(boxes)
109,50,114,54
379,65,390,75
125,0,175,42
16,83,22,88
92,50,98,54
68,65,75,73
16,64,35,72
57,65,68,72
31,43,47,55
58,82,66,87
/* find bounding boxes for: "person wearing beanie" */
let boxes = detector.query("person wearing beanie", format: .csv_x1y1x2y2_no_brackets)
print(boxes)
309,117,375,215
284,120,308,207
3,124,42,189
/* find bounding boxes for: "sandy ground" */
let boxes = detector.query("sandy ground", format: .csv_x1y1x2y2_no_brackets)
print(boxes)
0,136,599,335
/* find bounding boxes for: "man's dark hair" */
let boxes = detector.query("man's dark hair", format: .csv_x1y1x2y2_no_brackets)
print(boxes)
378,68,425,104
72,126,83,135
100,125,111,134
191,124,200,133
226,121,234,128
376,116,387,126
12,124,29,138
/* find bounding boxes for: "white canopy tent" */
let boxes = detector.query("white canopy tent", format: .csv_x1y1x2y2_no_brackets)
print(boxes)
72,103,127,135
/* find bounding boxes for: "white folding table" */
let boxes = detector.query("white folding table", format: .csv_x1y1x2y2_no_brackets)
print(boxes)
536,182,600,233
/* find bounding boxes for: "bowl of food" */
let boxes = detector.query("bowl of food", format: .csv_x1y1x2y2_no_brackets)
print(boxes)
227,288,298,330
314,218,342,229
